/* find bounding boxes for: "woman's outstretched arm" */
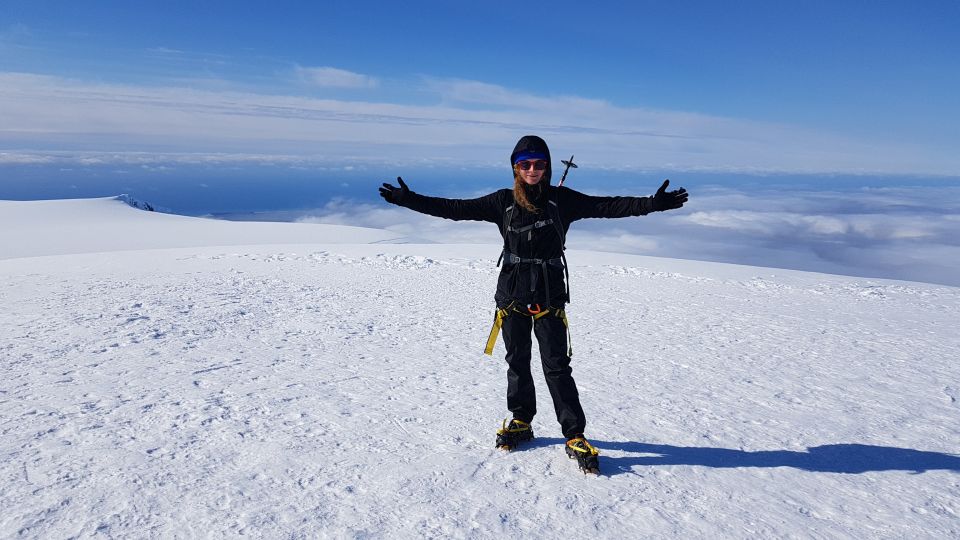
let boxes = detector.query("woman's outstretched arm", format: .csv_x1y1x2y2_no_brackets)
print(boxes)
564,180,688,221
380,177,504,223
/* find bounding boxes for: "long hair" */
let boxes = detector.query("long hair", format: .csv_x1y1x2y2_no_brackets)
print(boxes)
512,165,543,213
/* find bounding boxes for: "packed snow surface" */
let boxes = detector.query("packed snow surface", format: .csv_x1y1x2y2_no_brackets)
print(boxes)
1,197,958,538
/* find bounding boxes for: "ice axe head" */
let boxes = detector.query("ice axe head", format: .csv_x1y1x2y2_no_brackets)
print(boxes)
558,155,577,186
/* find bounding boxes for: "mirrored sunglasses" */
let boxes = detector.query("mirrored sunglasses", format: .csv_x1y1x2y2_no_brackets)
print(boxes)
517,160,547,171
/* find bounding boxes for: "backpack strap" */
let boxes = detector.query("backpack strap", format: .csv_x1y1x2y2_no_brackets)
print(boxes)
547,196,571,303
497,204,514,267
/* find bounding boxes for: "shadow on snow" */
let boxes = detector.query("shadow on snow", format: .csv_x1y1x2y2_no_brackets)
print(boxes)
585,440,960,477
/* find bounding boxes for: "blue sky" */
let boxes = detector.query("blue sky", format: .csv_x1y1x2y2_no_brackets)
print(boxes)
2,1,960,285
2,1,959,173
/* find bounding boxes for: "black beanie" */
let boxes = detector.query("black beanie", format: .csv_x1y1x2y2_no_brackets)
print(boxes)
510,135,553,183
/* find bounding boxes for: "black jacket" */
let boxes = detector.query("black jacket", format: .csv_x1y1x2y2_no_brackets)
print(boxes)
397,183,657,307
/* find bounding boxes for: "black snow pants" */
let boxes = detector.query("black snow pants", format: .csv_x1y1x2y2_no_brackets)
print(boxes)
500,309,586,439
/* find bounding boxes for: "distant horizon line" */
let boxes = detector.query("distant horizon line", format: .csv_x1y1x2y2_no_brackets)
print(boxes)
4,150,960,179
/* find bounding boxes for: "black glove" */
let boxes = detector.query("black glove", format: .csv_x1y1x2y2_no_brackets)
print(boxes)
651,179,688,211
379,177,410,204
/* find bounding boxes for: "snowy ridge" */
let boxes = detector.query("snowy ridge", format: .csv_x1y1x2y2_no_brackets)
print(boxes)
1,198,958,538
0,197,414,260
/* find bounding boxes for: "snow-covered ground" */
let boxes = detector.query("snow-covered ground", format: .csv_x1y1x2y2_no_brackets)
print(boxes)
1,197,958,538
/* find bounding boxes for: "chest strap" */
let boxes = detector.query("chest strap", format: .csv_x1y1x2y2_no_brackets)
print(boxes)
507,218,554,241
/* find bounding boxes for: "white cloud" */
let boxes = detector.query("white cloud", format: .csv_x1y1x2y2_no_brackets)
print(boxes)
680,210,944,241
567,229,660,253
146,47,185,55
0,152,55,164
296,66,378,89
424,77,608,113
294,200,498,245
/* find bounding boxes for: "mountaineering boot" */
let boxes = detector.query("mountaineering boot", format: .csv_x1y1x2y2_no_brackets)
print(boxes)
565,436,600,474
495,418,534,450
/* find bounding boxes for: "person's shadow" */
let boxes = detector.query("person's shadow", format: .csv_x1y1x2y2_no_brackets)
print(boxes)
531,438,960,477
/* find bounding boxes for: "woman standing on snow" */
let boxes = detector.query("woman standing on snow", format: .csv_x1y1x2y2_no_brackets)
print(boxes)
379,135,688,473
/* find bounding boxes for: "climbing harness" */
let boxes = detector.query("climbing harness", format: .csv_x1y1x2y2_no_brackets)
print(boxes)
483,301,572,357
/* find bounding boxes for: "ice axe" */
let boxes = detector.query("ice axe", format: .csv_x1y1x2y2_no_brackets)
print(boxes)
557,155,577,187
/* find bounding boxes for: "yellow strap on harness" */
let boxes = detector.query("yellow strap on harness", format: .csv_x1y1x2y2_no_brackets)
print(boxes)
483,308,509,355
483,305,573,357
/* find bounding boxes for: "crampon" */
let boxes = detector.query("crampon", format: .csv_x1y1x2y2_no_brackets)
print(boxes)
565,436,600,474
495,418,533,450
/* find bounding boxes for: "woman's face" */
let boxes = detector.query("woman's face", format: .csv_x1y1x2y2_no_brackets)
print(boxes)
515,160,547,185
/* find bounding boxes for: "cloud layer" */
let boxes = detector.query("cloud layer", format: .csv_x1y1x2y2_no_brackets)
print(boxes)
280,184,960,287
2,71,958,175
